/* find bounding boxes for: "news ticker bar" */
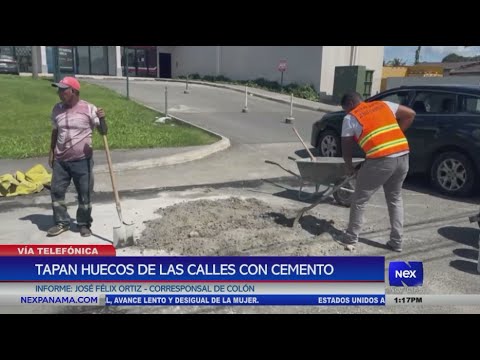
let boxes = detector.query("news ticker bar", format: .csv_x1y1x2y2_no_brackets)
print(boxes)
0,282,384,295
2,294,480,306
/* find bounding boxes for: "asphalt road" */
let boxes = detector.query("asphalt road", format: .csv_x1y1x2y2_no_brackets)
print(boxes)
87,79,325,145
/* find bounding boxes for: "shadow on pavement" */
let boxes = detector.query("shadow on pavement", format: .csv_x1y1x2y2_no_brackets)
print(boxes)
294,148,318,159
266,212,341,236
403,174,480,205
438,226,479,248
19,214,54,232
266,211,390,250
453,248,478,261
449,259,479,275
439,225,479,275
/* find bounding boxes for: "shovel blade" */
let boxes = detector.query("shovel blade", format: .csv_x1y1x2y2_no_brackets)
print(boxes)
113,223,135,249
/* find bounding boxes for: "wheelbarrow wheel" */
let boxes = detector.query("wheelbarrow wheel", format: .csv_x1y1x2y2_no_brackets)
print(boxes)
333,177,356,207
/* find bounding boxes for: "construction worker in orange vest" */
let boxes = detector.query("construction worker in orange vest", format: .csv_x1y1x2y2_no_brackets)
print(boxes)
338,91,416,252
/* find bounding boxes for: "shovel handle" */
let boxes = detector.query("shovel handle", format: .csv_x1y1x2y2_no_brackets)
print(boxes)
292,127,316,162
102,131,123,223
99,117,108,135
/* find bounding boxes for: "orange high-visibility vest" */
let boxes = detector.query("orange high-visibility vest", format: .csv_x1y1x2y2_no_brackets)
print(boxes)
350,101,409,159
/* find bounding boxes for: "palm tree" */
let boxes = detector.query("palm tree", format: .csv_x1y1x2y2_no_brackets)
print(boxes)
415,46,422,64
415,46,471,64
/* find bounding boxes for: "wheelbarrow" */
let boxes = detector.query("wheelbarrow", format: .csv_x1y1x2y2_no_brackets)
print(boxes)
265,156,364,226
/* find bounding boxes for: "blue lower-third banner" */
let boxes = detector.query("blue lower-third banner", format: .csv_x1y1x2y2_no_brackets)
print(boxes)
105,294,386,306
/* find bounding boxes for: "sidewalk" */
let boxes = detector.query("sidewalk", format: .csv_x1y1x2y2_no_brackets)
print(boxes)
0,137,230,177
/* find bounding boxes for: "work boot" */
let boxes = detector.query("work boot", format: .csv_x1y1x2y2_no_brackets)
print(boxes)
333,230,357,245
386,240,402,252
79,226,92,237
47,224,70,237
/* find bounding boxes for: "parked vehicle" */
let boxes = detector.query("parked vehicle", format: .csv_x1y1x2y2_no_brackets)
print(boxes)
311,85,480,197
0,55,19,75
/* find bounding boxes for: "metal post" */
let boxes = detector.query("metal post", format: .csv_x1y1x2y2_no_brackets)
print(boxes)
165,85,168,118
184,75,190,94
124,46,130,100
31,46,38,79
280,71,284,89
242,86,249,113
285,93,295,124
53,46,60,82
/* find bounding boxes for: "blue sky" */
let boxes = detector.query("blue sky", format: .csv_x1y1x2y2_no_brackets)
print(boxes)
384,46,480,64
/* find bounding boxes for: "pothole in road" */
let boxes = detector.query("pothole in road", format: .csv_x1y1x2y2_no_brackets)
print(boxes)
139,197,344,256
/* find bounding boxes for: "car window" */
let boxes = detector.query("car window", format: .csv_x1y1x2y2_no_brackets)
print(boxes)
373,91,410,106
411,91,457,114
458,95,480,114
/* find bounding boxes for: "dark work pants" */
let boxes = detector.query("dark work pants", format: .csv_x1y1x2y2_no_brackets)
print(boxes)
50,158,94,228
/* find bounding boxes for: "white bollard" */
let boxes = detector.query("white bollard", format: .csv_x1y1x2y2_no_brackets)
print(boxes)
242,86,249,113
165,85,169,118
285,93,295,123
184,75,190,94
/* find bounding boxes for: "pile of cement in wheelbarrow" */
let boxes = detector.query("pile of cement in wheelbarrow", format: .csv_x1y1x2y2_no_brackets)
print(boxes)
139,197,344,256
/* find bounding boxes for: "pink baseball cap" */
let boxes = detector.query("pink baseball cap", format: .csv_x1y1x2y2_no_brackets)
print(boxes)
52,76,81,91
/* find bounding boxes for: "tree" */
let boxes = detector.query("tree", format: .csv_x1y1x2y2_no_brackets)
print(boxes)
415,46,422,64
387,58,407,66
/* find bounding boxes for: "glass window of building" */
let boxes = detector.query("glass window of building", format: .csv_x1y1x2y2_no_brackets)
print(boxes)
76,46,90,74
89,46,108,75
0,46,14,57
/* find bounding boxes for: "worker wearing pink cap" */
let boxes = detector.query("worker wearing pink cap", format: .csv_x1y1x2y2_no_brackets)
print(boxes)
47,76,108,237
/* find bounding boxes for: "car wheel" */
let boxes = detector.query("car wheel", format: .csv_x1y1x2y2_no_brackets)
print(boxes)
430,151,476,197
317,130,341,157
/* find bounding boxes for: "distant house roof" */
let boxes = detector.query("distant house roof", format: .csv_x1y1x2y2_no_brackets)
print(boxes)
449,63,480,75
418,61,480,70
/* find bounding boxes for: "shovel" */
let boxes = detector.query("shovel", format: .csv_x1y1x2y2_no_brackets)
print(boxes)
99,117,135,248
292,127,316,162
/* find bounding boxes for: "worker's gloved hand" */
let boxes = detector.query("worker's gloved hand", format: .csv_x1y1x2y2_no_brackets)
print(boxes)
99,117,108,136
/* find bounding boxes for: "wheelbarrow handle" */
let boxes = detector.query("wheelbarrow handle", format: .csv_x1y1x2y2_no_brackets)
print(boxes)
264,160,301,178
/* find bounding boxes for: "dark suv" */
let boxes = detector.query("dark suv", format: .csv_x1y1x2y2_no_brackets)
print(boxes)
311,85,480,197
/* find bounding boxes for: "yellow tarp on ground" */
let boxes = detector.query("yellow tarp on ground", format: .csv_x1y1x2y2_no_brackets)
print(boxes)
0,164,52,197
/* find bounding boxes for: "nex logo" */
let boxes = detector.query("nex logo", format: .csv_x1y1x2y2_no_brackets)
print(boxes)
388,261,423,287
396,270,417,278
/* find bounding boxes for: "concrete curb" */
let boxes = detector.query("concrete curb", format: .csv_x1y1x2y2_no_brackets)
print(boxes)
174,80,341,113
94,136,230,173
93,100,231,173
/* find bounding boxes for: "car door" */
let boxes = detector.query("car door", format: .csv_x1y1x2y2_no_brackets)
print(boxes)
405,90,457,173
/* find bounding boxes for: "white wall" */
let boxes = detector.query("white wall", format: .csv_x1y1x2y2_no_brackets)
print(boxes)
320,46,384,96
356,46,384,95
171,46,218,77
219,46,322,89
319,46,352,95
161,46,384,96
39,46,48,73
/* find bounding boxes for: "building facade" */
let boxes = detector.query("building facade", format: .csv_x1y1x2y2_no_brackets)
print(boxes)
0,46,384,96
